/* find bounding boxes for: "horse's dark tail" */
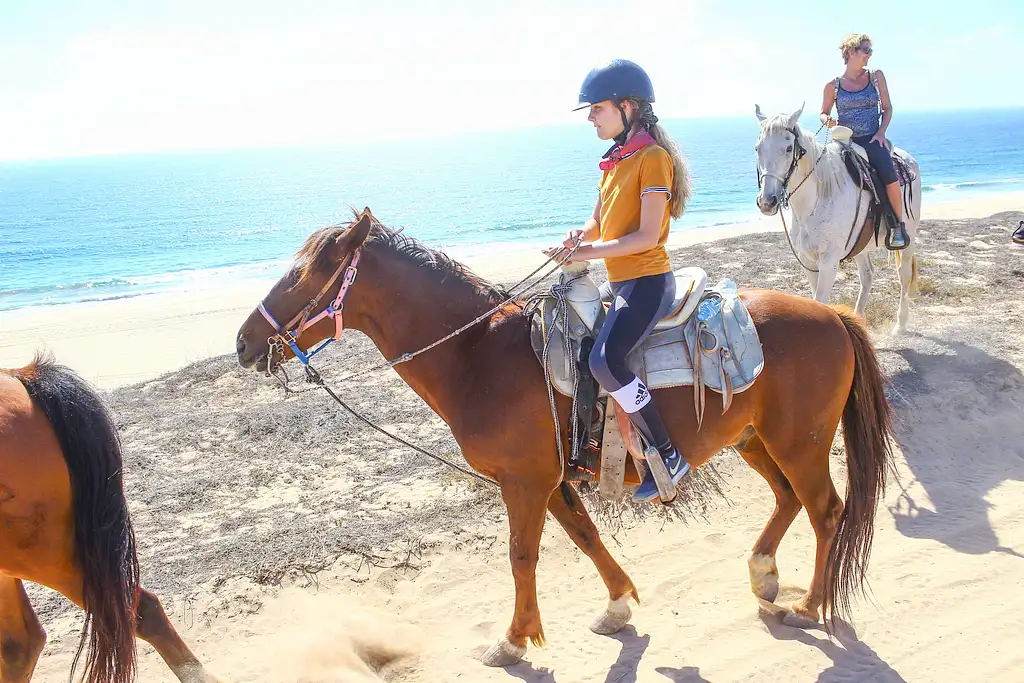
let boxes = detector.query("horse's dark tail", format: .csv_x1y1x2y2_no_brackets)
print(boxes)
16,354,139,683
825,310,896,632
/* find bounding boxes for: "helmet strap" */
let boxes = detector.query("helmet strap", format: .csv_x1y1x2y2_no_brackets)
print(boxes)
614,100,632,147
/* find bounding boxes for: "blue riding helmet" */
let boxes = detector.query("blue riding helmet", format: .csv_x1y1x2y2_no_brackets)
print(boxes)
574,59,655,111
575,60,656,146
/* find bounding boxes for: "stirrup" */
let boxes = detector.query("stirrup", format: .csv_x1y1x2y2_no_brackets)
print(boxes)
631,447,689,503
1013,221,1024,245
886,223,909,251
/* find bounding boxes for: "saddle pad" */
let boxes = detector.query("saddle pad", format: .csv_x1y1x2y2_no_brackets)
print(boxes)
833,141,916,189
653,267,707,331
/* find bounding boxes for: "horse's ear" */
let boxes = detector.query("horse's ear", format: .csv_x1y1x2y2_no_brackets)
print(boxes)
755,104,767,122
787,102,805,129
334,213,372,257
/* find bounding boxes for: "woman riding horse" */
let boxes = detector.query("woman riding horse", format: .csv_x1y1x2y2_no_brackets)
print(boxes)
820,33,910,251
544,60,693,503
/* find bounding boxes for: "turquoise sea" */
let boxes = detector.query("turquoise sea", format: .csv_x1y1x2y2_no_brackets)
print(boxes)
2,108,1022,311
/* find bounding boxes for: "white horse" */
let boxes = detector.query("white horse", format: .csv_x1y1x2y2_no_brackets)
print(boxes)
753,104,921,334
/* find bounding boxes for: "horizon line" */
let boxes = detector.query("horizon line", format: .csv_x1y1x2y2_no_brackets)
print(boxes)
3,105,1022,165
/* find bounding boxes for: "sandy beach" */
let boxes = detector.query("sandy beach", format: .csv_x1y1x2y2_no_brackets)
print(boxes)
4,190,1021,390
5,192,1024,682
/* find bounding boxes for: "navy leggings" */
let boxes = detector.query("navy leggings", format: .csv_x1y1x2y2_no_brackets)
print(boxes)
590,273,675,389
853,134,898,186
589,272,677,455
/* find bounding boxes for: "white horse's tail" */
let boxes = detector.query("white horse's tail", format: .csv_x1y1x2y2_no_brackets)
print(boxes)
894,250,920,296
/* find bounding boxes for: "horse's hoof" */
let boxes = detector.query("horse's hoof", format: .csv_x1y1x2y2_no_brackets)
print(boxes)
589,595,632,635
782,605,820,629
747,553,779,603
481,638,526,667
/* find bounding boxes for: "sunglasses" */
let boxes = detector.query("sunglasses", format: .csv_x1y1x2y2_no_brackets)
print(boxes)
856,45,873,54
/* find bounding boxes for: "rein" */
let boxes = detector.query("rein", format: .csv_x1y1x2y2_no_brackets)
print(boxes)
257,236,585,486
279,362,499,488
260,238,582,379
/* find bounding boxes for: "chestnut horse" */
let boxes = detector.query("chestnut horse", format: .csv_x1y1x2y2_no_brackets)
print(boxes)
235,209,895,666
0,356,221,683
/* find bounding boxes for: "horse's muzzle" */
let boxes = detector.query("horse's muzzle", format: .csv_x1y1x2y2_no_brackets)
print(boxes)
236,350,258,370
235,334,267,371
757,193,780,215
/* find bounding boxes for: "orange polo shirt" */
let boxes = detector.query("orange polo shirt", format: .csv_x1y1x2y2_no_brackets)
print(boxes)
598,143,674,283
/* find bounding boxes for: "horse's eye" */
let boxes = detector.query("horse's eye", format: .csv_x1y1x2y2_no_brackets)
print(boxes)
786,145,793,153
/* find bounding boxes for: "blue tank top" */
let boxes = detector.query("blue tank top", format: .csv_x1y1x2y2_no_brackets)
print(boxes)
835,72,880,137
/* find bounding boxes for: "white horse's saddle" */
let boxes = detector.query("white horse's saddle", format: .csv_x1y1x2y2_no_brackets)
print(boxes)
829,124,891,161
830,124,916,196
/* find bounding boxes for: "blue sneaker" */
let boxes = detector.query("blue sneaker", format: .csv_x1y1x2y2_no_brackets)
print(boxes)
632,449,691,503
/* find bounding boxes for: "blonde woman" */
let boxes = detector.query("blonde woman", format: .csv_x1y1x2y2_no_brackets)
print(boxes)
544,59,692,502
820,33,909,250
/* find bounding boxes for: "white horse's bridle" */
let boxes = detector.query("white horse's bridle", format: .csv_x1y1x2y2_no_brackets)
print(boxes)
756,126,808,201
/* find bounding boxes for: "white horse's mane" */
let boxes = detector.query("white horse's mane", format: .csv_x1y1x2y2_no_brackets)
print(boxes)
760,113,847,202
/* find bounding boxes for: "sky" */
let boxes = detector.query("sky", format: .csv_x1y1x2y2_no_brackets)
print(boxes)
0,0,1020,160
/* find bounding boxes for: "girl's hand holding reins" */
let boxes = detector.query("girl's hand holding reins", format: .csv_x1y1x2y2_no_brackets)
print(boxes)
545,230,589,263
562,228,586,248
542,242,590,264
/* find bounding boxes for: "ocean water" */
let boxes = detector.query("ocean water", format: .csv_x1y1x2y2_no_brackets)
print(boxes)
2,108,1022,312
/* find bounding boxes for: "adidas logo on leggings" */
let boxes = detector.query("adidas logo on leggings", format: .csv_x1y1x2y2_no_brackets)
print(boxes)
634,381,649,406
611,377,652,414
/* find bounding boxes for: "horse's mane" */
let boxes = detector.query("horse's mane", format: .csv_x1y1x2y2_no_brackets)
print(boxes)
293,214,509,304
760,114,846,202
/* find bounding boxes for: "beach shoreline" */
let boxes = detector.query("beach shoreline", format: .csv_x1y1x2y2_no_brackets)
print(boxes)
2,191,1020,389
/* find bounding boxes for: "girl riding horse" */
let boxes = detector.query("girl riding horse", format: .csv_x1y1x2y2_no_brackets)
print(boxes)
544,59,693,502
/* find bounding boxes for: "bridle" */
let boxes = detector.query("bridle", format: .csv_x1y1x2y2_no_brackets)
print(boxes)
756,127,808,204
257,249,361,368
755,122,831,274
756,120,833,209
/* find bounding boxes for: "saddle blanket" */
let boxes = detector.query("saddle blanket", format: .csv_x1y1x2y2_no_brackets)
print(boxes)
834,140,916,194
